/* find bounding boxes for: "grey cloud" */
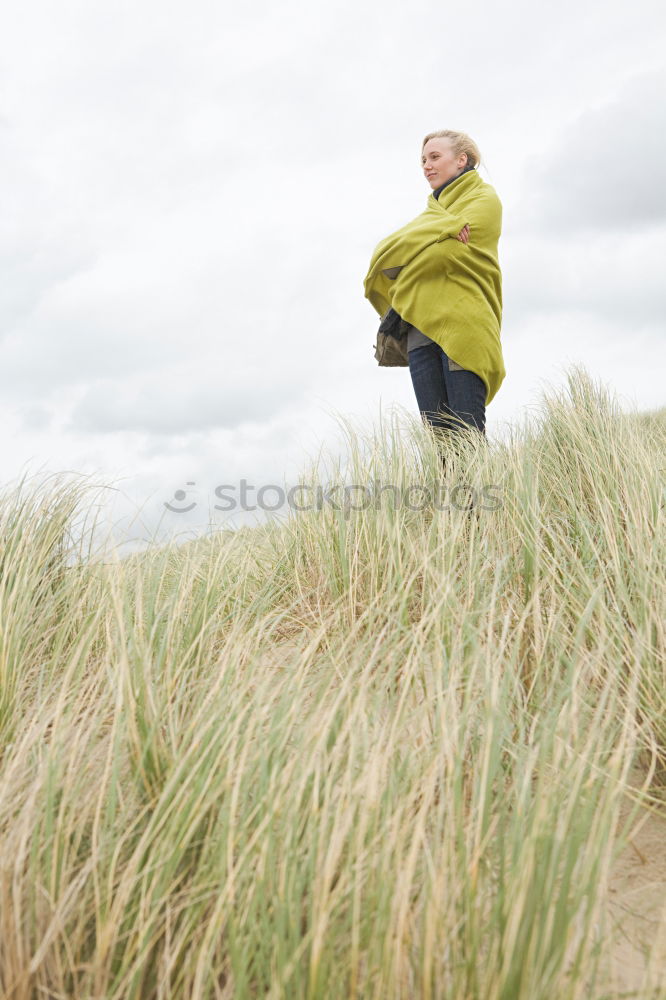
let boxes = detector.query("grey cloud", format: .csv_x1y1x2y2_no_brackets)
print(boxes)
16,403,53,430
0,129,97,340
513,68,666,234
66,364,307,435
3,0,666,501
501,229,666,330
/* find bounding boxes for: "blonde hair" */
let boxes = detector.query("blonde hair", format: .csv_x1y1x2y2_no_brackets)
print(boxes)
421,130,483,171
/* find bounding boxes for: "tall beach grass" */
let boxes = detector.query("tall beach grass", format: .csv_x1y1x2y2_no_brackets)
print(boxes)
0,366,665,998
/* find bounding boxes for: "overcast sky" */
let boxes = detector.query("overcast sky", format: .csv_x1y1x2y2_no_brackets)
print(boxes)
2,0,665,555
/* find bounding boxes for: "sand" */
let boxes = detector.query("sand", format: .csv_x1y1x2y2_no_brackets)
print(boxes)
603,785,666,996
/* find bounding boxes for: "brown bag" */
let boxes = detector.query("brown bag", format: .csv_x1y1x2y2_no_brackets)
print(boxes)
373,330,409,366
373,308,409,367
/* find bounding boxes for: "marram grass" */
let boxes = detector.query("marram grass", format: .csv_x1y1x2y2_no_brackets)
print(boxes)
0,367,665,999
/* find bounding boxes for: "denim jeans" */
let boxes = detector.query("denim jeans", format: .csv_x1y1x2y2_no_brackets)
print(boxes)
408,340,487,440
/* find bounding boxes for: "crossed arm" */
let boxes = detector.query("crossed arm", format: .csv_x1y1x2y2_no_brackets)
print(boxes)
447,190,501,244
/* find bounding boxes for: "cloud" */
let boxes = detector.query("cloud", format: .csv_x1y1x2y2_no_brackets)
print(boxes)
2,0,666,553
501,227,666,330
513,68,666,235
66,357,308,434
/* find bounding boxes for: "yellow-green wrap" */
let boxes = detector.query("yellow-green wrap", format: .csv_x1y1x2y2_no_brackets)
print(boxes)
363,168,506,406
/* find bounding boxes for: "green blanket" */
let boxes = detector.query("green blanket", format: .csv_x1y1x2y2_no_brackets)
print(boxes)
362,168,506,405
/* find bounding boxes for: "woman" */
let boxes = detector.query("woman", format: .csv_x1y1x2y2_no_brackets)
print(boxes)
363,130,505,446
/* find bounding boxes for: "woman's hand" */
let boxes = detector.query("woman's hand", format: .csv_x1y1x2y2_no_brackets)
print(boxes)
456,224,471,243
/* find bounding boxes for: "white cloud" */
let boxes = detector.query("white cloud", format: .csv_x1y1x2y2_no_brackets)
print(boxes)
1,0,665,550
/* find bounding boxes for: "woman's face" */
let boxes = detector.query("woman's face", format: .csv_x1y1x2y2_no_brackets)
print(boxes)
421,138,468,189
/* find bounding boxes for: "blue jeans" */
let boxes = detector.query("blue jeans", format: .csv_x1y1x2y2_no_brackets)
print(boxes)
408,341,487,440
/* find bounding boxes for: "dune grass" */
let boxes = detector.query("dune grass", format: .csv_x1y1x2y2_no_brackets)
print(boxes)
0,366,665,999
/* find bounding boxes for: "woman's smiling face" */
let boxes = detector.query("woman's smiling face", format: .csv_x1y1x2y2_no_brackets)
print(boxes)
421,137,468,189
